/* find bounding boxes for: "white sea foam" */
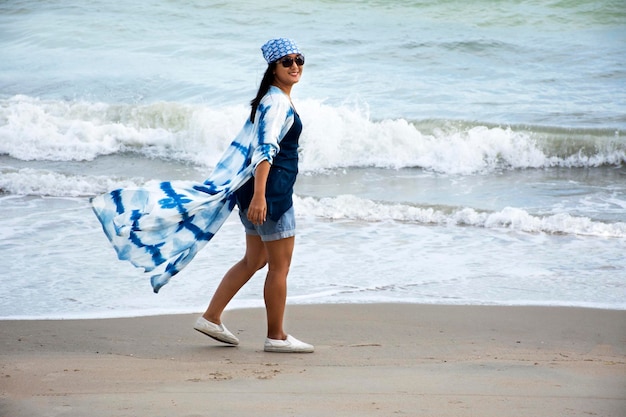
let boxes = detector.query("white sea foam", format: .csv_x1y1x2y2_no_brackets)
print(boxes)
1,96,624,174
2,166,621,238
298,102,550,173
0,167,142,197
294,195,626,238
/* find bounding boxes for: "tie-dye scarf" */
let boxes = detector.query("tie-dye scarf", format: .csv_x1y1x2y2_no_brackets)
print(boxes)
91,86,296,292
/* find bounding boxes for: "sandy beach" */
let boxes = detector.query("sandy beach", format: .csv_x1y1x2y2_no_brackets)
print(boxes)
1,304,625,417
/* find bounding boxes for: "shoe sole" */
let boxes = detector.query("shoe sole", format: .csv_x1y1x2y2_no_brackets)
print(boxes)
264,346,314,353
194,327,239,346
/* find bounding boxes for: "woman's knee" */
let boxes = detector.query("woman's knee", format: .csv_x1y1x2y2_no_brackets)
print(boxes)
243,255,267,272
242,235,268,271
268,264,290,277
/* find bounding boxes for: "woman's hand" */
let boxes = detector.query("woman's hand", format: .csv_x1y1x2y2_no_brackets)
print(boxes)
248,194,267,225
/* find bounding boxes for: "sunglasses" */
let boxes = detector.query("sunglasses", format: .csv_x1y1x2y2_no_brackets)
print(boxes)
279,54,305,68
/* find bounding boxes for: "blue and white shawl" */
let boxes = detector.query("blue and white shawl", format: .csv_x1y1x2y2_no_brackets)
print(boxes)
91,86,296,292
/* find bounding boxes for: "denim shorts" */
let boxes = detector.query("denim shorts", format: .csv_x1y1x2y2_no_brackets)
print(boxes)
238,206,296,241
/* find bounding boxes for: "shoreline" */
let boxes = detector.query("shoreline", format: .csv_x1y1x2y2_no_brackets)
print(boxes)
1,303,625,416
2,300,626,321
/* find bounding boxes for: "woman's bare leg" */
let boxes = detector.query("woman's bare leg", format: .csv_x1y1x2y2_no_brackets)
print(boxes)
263,236,295,340
203,234,267,324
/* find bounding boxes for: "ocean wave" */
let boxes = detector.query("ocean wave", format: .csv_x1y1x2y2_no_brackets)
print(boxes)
0,167,142,197
0,95,244,166
295,195,626,238
1,95,623,174
3,166,623,238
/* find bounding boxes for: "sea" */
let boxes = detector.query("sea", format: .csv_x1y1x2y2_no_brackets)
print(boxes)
1,0,625,319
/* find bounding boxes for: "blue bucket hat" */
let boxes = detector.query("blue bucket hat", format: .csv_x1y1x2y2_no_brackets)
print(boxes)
261,38,301,64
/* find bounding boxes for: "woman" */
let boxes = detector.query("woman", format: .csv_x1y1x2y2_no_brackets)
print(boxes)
91,38,312,353
193,38,314,353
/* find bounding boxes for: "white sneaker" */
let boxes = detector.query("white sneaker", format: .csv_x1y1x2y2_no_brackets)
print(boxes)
193,317,239,345
264,334,314,353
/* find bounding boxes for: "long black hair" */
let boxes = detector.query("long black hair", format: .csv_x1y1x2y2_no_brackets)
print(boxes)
249,62,277,122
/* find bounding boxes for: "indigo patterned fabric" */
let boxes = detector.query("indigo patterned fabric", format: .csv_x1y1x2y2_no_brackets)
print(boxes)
261,38,301,63
91,86,296,292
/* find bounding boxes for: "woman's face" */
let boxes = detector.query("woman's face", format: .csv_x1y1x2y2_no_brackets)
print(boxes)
273,53,304,90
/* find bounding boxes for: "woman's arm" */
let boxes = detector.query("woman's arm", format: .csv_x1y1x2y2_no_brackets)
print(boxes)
249,88,294,170
247,160,271,225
